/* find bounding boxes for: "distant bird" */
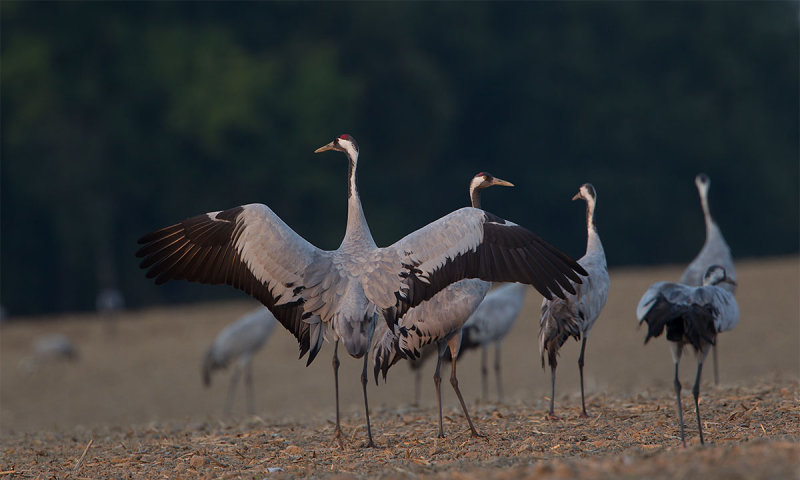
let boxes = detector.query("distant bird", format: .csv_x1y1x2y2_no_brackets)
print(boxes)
96,287,125,313
19,333,78,373
539,183,609,418
96,287,125,334
459,282,528,402
373,172,517,437
137,134,586,447
202,306,276,414
637,265,739,447
34,333,78,360
680,173,736,385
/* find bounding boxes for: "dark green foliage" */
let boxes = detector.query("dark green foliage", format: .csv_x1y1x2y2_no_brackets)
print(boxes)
2,2,797,315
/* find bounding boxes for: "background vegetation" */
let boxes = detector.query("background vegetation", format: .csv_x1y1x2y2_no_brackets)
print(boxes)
2,1,797,316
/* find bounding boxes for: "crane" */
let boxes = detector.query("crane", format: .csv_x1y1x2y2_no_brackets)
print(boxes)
95,287,125,334
458,282,527,402
202,305,276,414
372,172,515,437
680,173,736,385
374,279,490,437
137,134,587,447
539,183,609,418
384,282,528,406
637,265,738,447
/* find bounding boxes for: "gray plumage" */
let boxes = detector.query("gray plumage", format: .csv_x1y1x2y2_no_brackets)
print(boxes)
539,183,609,417
96,287,125,335
373,279,491,377
375,278,490,438
680,173,736,385
96,287,125,313
680,174,736,292
372,172,516,437
459,282,528,402
636,265,739,447
33,333,78,360
19,333,77,373
202,306,276,414
137,135,586,447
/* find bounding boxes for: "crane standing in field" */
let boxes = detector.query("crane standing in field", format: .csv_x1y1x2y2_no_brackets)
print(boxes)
539,183,609,418
137,134,587,448
202,306,276,414
680,173,736,385
372,172,515,437
458,282,527,402
636,265,739,447
373,279,491,437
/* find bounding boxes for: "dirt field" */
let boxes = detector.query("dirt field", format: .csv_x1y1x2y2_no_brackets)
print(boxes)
1,257,798,478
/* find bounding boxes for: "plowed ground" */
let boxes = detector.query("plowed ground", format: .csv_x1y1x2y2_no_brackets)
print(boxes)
2,257,798,478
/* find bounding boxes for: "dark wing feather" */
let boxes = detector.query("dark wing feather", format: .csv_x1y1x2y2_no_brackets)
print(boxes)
386,208,586,326
136,204,325,364
538,299,582,368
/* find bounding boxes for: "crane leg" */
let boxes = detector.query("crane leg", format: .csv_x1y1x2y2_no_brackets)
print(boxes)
448,335,484,438
547,359,558,419
495,342,503,403
332,341,345,448
480,346,488,402
693,361,705,445
578,336,589,418
673,361,686,448
712,342,719,386
433,349,445,438
360,347,377,448
225,364,241,416
244,360,255,415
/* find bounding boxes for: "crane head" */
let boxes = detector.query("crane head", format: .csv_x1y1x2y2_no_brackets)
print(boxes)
314,134,359,158
695,173,710,195
703,265,736,287
470,172,514,192
572,183,597,202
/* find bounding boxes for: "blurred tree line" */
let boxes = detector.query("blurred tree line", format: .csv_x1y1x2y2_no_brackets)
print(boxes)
2,1,797,316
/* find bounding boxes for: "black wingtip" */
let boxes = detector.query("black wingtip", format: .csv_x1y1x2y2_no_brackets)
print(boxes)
303,340,320,366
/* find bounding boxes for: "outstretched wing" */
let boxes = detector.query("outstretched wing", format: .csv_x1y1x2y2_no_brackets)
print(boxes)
380,207,586,326
136,204,326,364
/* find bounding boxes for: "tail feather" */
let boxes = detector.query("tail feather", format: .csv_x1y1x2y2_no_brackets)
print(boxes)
680,304,718,350
372,329,406,384
641,294,677,344
641,293,718,351
539,300,581,368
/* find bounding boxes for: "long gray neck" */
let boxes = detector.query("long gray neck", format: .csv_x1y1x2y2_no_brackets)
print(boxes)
584,197,605,259
469,185,482,209
341,152,376,249
699,188,716,233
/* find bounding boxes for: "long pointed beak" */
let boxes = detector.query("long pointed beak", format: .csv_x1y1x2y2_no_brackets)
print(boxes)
491,178,514,187
314,141,336,154
572,192,582,201
725,277,738,287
